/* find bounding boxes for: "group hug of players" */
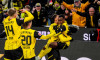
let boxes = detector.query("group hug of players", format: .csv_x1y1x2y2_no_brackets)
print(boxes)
0,7,78,60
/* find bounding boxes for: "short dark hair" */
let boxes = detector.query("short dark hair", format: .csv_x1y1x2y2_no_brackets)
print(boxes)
8,8,16,16
23,21,32,28
53,14,58,20
52,14,58,23
59,14,65,19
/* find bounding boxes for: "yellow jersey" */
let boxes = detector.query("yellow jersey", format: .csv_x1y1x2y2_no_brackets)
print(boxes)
2,11,34,50
20,29,55,59
20,29,36,59
3,17,21,50
48,22,71,46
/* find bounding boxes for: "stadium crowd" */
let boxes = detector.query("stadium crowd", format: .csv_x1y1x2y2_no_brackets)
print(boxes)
0,0,100,60
0,0,100,28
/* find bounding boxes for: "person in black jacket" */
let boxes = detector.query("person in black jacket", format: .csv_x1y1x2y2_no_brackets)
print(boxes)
56,4,66,15
0,4,3,24
32,3,47,27
72,7,100,28
90,19,100,42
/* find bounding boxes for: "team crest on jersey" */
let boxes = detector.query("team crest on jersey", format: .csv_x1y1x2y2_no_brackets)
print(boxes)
38,33,42,36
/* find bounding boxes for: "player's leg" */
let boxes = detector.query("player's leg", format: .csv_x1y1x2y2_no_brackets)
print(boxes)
48,48,60,60
38,44,52,59
37,38,56,59
48,42,68,60
56,42,68,50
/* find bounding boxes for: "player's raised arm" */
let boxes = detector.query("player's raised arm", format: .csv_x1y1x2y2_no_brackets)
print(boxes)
20,9,34,23
34,31,56,40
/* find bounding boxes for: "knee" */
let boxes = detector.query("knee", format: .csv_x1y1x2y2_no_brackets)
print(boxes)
49,42,58,48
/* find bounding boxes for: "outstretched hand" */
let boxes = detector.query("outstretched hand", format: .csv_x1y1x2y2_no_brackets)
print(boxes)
20,9,27,13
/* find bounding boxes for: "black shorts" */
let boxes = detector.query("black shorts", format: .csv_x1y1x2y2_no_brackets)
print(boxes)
24,57,35,60
57,42,68,49
48,42,68,60
4,47,24,60
48,48,60,60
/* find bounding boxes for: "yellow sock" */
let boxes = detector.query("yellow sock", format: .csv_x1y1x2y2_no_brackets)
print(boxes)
38,45,52,58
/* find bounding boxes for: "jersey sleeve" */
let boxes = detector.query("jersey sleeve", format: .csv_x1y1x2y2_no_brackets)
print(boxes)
34,31,56,40
24,11,34,23
16,11,34,26
34,31,42,38
49,24,56,34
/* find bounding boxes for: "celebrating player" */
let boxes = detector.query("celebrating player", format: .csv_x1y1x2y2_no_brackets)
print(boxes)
19,20,59,60
35,14,78,60
2,8,34,60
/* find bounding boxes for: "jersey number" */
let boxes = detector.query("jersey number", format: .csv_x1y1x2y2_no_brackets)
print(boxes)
21,35,31,45
5,25,15,36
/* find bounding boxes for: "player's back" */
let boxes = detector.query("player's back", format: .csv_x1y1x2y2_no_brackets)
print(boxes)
20,29,36,59
2,16,21,50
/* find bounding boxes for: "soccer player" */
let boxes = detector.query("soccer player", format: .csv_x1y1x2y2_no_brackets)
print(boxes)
19,20,58,60
36,15,74,60
2,8,34,60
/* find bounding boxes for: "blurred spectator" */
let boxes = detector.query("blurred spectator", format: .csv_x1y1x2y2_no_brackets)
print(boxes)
81,0,88,3
32,3,47,27
95,0,100,13
0,0,2,4
58,0,74,4
21,0,30,7
0,4,3,24
62,0,94,27
65,9,72,24
13,0,20,10
90,19,100,42
3,10,8,18
21,5,30,18
46,1,61,25
13,0,23,10
52,14,59,23
72,7,100,28
53,1,60,13
56,4,66,15
84,0,98,12
18,0,23,9
32,0,47,7
2,0,13,9
29,0,34,10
